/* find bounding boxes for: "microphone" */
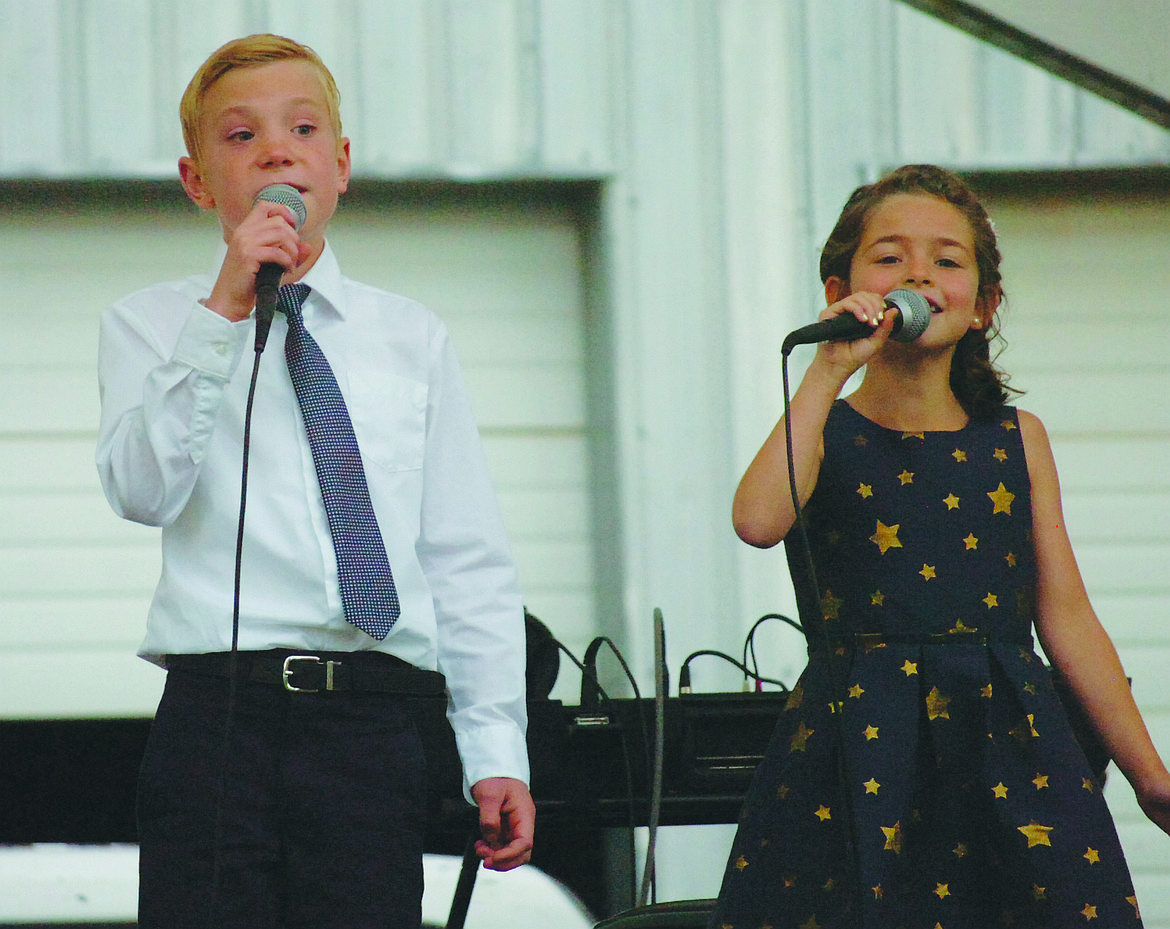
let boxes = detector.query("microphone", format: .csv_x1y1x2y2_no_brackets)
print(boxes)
252,184,307,352
781,289,932,355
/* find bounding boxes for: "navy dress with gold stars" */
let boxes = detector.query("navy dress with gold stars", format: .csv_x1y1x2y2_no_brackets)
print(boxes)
709,402,1141,928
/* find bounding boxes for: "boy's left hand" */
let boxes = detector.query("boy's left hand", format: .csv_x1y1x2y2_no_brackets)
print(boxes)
470,776,535,871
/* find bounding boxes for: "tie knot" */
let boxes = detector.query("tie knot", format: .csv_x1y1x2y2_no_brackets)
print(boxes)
278,283,311,319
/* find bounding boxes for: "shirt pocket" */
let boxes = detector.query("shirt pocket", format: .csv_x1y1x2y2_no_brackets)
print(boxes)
345,370,427,473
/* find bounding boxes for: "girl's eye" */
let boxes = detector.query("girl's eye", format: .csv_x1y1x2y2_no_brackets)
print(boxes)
876,255,901,264
936,257,961,268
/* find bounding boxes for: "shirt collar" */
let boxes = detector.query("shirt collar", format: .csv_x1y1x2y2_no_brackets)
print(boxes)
297,241,347,321
206,239,348,321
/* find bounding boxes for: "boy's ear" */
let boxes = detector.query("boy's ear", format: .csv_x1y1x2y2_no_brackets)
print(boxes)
179,157,215,210
335,137,352,195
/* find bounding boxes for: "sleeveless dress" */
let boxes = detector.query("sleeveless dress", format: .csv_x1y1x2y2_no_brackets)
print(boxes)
709,402,1142,928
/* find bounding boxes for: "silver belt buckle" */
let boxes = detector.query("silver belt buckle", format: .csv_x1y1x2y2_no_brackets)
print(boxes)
282,654,339,692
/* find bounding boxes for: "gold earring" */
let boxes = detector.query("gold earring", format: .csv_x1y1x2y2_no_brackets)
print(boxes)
972,317,982,329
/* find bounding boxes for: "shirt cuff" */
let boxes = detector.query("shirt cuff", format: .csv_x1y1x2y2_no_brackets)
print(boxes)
454,722,531,803
171,302,249,378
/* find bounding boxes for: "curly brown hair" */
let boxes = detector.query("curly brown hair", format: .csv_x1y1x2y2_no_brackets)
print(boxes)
819,164,1017,420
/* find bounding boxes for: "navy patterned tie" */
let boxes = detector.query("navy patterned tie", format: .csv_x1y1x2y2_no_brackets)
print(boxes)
277,283,399,639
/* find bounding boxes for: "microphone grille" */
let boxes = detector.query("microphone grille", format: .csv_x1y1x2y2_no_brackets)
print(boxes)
254,183,307,232
885,289,932,342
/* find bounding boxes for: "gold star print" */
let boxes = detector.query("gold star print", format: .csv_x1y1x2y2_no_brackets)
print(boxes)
789,722,814,752
1002,419,1017,431
920,564,937,580
982,684,993,698
901,660,918,676
953,842,967,858
777,784,790,799
1084,847,1100,864
902,431,925,440
864,778,880,795
1127,896,1140,917
926,686,951,720
799,917,822,929
1033,884,1047,901
1010,714,1040,740
964,532,978,550
734,855,749,871
871,590,885,606
881,821,904,854
1082,778,1095,793
786,682,804,710
858,482,873,499
899,470,914,485
944,493,960,509
934,883,950,900
872,885,883,900
815,805,832,821
849,684,865,698
864,725,880,740
854,434,868,446
983,592,998,608
1018,821,1053,848
1081,904,1098,920
988,482,1015,514
952,449,968,462
870,521,902,554
820,589,843,621
1024,682,1037,695
993,782,1009,799
1033,774,1049,790
948,619,977,635
993,447,1008,462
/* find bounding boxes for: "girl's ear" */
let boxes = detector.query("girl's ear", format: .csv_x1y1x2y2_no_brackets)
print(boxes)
974,285,1002,330
825,276,850,305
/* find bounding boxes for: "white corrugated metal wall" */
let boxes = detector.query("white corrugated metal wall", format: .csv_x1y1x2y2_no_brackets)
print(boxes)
1,0,1168,917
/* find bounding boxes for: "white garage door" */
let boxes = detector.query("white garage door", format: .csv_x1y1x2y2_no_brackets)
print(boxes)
979,176,1170,914
0,181,596,717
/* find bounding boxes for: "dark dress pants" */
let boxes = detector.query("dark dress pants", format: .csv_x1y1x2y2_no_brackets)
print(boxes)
137,666,429,929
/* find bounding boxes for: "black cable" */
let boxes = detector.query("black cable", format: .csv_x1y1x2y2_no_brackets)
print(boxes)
208,342,265,927
780,346,864,919
741,613,803,685
678,649,789,693
556,639,643,908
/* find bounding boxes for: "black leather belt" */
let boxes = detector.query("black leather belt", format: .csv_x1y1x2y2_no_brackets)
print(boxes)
167,649,446,695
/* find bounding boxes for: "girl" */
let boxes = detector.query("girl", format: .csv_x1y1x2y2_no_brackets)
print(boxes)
711,165,1170,928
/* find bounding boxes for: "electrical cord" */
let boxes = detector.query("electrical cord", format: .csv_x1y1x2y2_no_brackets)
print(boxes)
742,612,803,685
557,638,647,909
678,649,789,694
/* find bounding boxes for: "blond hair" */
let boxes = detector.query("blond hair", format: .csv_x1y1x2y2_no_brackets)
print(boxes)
180,34,342,164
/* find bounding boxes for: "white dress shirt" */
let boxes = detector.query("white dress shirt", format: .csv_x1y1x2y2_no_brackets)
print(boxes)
96,242,529,793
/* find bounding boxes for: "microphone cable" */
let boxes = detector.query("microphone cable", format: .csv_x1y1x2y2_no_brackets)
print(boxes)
207,299,275,927
779,340,864,920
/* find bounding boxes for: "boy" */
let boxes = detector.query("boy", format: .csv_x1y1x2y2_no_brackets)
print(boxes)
96,34,533,928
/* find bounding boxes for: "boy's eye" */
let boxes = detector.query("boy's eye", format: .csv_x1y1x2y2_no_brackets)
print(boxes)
936,257,961,268
294,124,317,137
228,129,254,142
875,254,901,264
